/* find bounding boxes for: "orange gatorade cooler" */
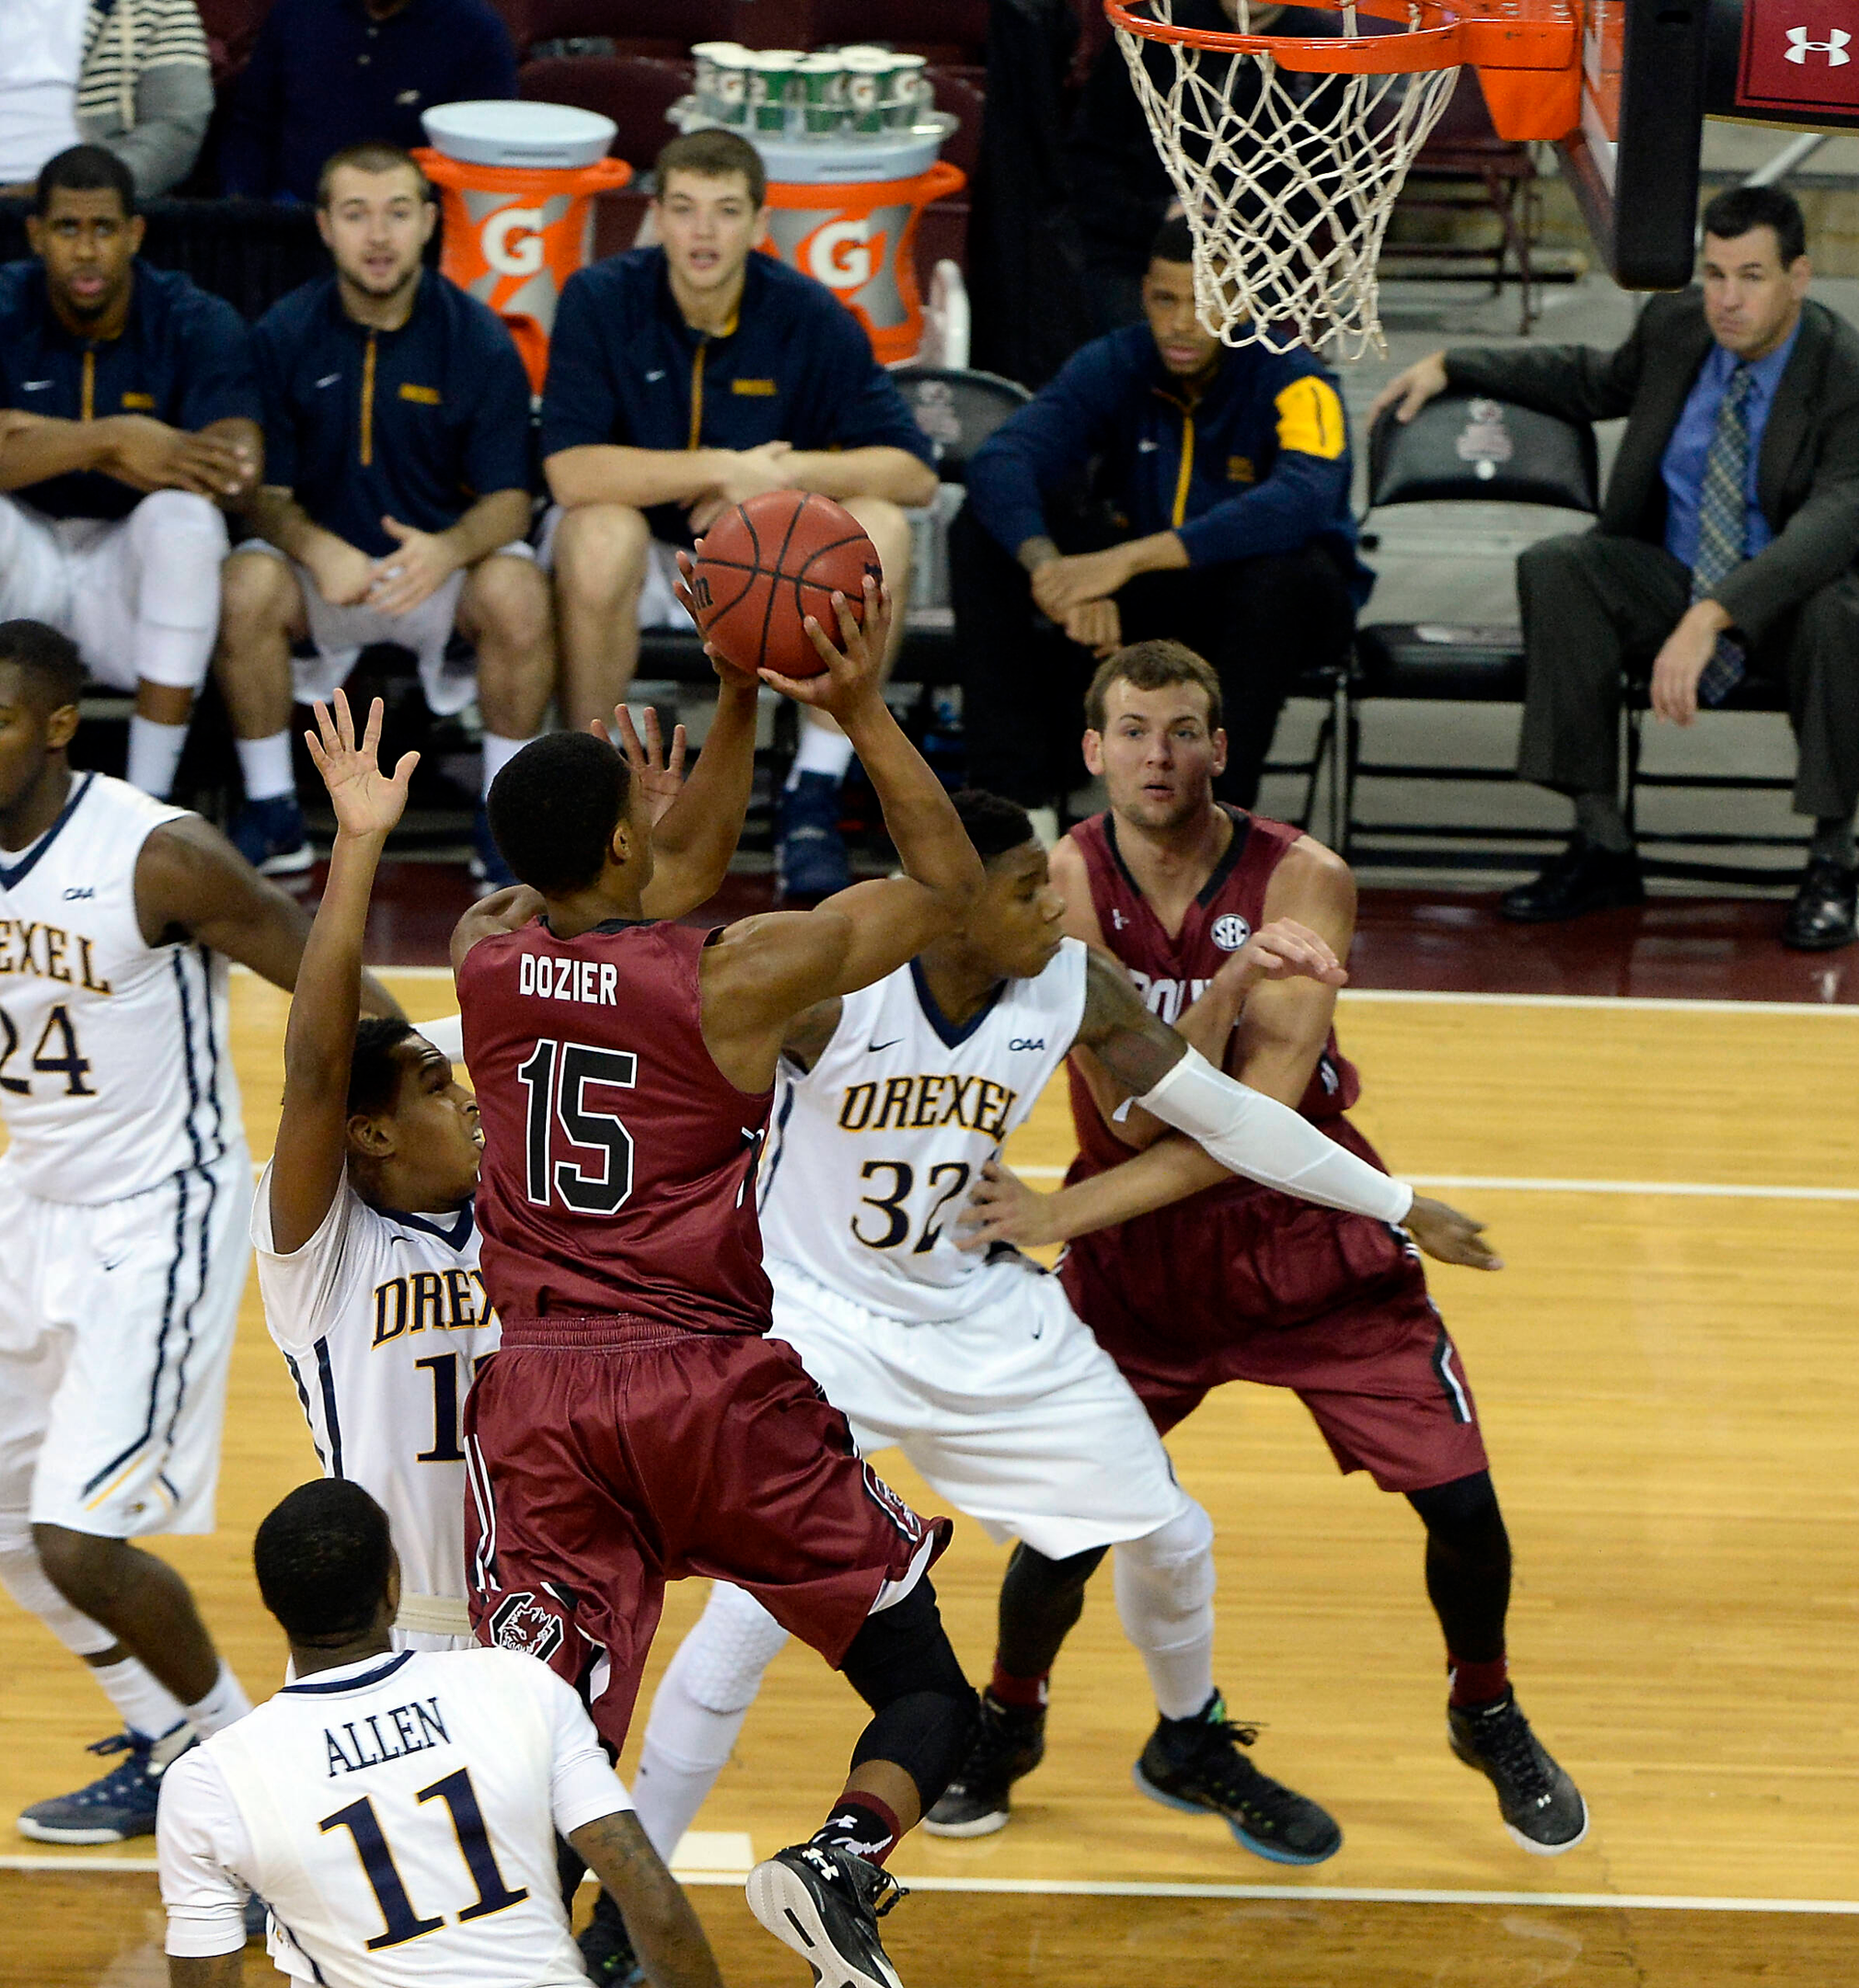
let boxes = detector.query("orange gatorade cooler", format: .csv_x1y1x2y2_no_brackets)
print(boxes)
746,125,964,364
416,101,632,393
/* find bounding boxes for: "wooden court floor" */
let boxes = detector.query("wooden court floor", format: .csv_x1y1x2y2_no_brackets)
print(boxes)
3,978,1857,1984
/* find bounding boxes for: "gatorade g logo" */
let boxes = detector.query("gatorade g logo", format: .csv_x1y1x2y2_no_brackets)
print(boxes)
765,204,913,329
483,206,546,278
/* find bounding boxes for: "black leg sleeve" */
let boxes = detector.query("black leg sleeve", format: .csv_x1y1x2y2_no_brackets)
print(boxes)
996,1540,1110,1681
839,1578,979,1811
1406,1470,1512,1664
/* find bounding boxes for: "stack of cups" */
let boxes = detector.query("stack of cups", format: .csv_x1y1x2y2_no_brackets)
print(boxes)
838,48,930,133
795,52,849,135
692,41,749,126
744,50,805,134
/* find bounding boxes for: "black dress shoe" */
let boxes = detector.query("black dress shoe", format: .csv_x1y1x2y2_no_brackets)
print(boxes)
1782,858,1859,951
1499,836,1645,923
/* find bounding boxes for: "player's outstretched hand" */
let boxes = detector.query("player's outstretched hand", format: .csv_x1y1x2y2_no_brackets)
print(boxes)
1216,917,1347,997
600,700,688,827
1404,1195,1503,1270
955,1159,1060,1252
305,688,418,841
765,575,891,714
675,548,761,692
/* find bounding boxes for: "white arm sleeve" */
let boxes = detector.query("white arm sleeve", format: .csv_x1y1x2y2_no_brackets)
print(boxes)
419,1012,466,1063
157,1750,253,1959
1135,1046,1414,1224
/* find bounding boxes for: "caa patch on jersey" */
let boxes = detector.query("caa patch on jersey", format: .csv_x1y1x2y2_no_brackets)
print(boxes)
1211,913,1253,952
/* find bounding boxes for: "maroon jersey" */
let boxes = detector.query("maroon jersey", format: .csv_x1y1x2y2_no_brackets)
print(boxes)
460,917,773,1332
1067,805,1358,1183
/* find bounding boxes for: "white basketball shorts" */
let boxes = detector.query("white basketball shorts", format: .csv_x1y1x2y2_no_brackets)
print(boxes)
0,1147,253,1539
767,1254,1191,1561
0,491,228,691
240,538,538,718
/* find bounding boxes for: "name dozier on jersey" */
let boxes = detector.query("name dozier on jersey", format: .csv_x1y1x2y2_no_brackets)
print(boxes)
519,953,619,1006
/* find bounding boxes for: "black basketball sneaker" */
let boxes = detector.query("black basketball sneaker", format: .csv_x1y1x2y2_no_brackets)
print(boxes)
1448,1690,1588,1854
746,1842,906,1988
577,1883,645,1986
921,1689,1045,1836
1133,1693,1343,1866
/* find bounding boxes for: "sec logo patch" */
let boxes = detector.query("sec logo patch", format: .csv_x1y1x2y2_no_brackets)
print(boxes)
1210,914,1252,952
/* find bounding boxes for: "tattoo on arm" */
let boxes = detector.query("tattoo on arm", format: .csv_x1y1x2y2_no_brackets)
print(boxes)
1073,946,1187,1098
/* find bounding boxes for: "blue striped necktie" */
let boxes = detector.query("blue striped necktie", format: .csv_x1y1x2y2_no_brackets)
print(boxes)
1692,364,1755,706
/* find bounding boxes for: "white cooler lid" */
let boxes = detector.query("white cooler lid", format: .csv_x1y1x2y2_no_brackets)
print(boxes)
421,99,617,170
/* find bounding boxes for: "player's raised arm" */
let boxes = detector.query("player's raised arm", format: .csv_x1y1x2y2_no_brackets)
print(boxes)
133,816,403,1018
568,1809,728,1988
698,580,983,1087
1004,947,1501,1266
268,693,420,1254
629,552,763,919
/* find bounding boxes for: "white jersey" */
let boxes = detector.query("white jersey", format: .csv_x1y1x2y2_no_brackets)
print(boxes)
158,1647,629,1987
758,942,1088,1323
253,1163,501,1638
0,771,242,1202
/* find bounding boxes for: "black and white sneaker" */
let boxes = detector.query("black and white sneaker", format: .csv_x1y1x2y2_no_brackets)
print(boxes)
1449,1691,1588,1855
745,1842,906,1988
921,1689,1044,1837
1133,1693,1343,1866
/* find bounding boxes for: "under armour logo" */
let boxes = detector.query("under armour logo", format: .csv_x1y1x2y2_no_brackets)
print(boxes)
1784,24,1851,63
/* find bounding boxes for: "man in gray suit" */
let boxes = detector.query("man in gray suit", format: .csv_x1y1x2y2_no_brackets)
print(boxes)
1373,186,1859,951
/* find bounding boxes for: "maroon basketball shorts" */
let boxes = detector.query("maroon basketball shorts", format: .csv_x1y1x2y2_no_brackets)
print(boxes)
462,1318,951,1750
1060,1134,1488,1495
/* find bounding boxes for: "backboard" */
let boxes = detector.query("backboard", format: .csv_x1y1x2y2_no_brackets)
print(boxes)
1560,0,1859,290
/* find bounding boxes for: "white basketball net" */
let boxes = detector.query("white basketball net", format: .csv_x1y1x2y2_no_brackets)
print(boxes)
1114,0,1460,359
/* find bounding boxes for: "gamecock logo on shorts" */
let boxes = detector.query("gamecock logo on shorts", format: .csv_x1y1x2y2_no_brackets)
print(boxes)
861,1462,926,1543
1210,913,1252,952
488,1591,565,1663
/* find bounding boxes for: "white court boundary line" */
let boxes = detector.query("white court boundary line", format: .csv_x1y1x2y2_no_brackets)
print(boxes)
241,966,1859,1019
6,1855,1857,1915
1010,1167,1859,1198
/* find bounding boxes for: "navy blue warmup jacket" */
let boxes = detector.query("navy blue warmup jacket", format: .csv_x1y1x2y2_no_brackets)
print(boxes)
252,270,534,560
0,260,260,521
539,248,934,547
965,323,1368,596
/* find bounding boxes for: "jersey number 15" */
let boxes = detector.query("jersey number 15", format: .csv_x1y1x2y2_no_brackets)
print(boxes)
515,1039,637,1216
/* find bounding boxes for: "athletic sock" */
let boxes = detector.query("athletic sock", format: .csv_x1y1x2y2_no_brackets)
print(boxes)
1809,815,1856,868
1573,792,1631,854
987,1659,1048,1712
811,1793,901,1867
90,1656,190,1750
480,732,532,800
786,723,855,790
126,716,190,800
235,730,296,803
182,1661,253,1737
1448,1653,1511,1709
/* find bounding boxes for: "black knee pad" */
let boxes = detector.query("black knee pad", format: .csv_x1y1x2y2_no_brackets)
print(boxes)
841,1579,978,1806
1408,1470,1508,1557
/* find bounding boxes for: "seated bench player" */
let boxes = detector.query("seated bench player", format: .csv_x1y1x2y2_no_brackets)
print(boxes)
539,125,939,898
0,144,260,800
953,215,1367,832
214,143,552,883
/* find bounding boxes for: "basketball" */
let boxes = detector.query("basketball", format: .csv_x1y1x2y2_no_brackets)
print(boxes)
689,490,883,680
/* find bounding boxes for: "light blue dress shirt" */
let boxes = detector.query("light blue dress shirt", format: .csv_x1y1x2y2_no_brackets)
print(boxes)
1661,318,1801,572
